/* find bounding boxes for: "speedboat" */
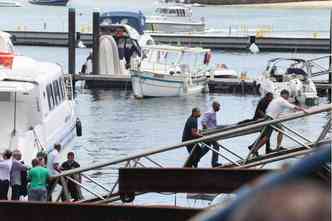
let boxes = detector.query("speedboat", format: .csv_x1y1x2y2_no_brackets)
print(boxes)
83,11,154,79
29,0,69,6
146,3,205,33
209,64,238,79
257,58,319,106
130,45,210,98
0,0,22,7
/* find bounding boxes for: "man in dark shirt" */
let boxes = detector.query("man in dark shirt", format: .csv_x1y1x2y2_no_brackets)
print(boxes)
60,152,82,201
182,107,205,168
249,92,274,154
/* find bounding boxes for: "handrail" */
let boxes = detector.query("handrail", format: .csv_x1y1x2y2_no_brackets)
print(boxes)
52,104,331,179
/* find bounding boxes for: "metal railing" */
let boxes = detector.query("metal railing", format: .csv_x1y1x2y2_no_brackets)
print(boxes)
49,104,331,203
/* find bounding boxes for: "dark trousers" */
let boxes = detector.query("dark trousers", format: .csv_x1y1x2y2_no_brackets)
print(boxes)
202,141,220,166
0,180,9,200
11,185,22,200
184,143,210,168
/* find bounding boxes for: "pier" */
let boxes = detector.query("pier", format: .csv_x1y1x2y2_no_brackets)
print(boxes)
6,30,329,52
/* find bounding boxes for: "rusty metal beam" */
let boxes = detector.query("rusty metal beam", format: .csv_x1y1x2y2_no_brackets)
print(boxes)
119,168,273,194
0,201,202,221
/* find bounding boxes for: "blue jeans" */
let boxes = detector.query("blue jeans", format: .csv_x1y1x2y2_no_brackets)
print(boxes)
28,188,47,202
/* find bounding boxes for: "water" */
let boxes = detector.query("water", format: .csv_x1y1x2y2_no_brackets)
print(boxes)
2,1,331,205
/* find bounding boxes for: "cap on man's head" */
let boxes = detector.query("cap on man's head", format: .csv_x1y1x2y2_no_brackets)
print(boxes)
192,107,201,113
280,90,290,96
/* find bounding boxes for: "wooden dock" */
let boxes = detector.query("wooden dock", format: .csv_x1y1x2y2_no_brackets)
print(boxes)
7,30,329,52
69,74,330,96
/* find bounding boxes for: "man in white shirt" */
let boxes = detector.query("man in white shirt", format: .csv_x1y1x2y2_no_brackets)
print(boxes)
249,90,306,156
47,143,61,201
0,150,13,200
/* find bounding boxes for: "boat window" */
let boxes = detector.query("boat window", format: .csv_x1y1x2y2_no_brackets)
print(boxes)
46,84,54,110
52,81,60,105
55,80,62,104
0,92,10,102
169,9,176,14
58,78,65,101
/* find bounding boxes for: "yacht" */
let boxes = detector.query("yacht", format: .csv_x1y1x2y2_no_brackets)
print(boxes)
257,58,319,106
0,33,80,164
146,3,205,33
131,45,209,98
0,0,22,7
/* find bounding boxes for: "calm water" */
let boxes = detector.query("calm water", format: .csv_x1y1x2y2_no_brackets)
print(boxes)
2,1,331,205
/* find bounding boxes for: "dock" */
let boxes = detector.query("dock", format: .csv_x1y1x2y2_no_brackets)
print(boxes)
190,0,330,5
7,30,329,52
69,74,330,96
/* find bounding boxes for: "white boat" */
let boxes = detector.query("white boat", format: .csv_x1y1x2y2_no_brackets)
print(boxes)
0,0,22,7
146,3,205,33
0,31,15,53
0,34,80,164
257,58,319,106
83,12,154,79
131,45,210,98
209,64,238,79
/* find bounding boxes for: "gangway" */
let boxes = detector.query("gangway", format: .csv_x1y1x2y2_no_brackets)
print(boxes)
49,104,331,204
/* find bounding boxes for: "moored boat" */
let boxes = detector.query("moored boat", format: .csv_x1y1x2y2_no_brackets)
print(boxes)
130,45,210,98
29,0,69,6
257,58,319,106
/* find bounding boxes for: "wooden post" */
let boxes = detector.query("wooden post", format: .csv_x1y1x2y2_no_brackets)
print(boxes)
68,8,76,97
92,10,100,75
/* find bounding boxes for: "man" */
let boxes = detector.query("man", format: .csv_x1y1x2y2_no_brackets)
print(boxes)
10,150,28,200
182,107,204,168
0,150,12,200
47,143,61,201
201,101,222,167
28,158,49,202
247,93,274,154
250,90,306,156
60,152,82,201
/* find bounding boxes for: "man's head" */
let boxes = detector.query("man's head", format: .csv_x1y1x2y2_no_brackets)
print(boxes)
2,149,12,160
192,107,201,118
12,149,22,161
54,143,61,152
67,152,75,161
280,90,290,100
265,92,273,102
31,158,39,167
212,101,221,112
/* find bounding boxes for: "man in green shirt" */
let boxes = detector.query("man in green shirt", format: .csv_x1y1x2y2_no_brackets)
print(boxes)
28,158,49,202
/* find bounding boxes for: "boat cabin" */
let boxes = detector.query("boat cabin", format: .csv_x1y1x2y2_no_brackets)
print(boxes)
265,58,310,83
154,5,192,18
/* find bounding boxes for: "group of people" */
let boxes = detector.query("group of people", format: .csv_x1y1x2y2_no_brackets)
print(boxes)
182,89,307,167
0,144,82,202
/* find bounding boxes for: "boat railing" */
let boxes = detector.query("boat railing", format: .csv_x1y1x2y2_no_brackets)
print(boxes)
49,104,331,203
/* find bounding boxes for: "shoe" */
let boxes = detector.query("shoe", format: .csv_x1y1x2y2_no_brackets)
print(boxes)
276,146,287,151
266,148,275,154
212,163,222,168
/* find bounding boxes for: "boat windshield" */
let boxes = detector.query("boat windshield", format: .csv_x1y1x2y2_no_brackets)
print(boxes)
268,59,308,77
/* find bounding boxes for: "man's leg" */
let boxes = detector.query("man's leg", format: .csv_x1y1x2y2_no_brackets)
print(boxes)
11,185,21,200
184,144,199,167
276,132,283,149
210,141,221,167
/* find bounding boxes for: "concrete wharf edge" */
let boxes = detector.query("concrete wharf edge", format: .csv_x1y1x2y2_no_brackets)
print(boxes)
68,74,331,96
7,30,329,52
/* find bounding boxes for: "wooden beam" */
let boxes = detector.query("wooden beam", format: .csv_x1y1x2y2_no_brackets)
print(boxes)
0,201,202,221
119,168,272,194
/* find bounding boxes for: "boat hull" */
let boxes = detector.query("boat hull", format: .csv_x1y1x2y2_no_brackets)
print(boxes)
131,70,208,98
29,0,69,6
145,21,205,33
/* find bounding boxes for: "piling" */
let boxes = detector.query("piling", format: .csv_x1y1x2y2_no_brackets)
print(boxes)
329,9,332,101
92,10,100,75
68,8,76,96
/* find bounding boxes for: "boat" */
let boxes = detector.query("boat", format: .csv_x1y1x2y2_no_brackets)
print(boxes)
257,58,319,106
0,0,22,7
83,12,154,79
0,31,15,53
0,33,80,164
29,0,69,6
209,64,239,79
130,45,210,98
145,3,205,33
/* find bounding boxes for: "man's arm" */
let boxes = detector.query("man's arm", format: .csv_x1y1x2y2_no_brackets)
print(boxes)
201,113,209,129
191,128,203,138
